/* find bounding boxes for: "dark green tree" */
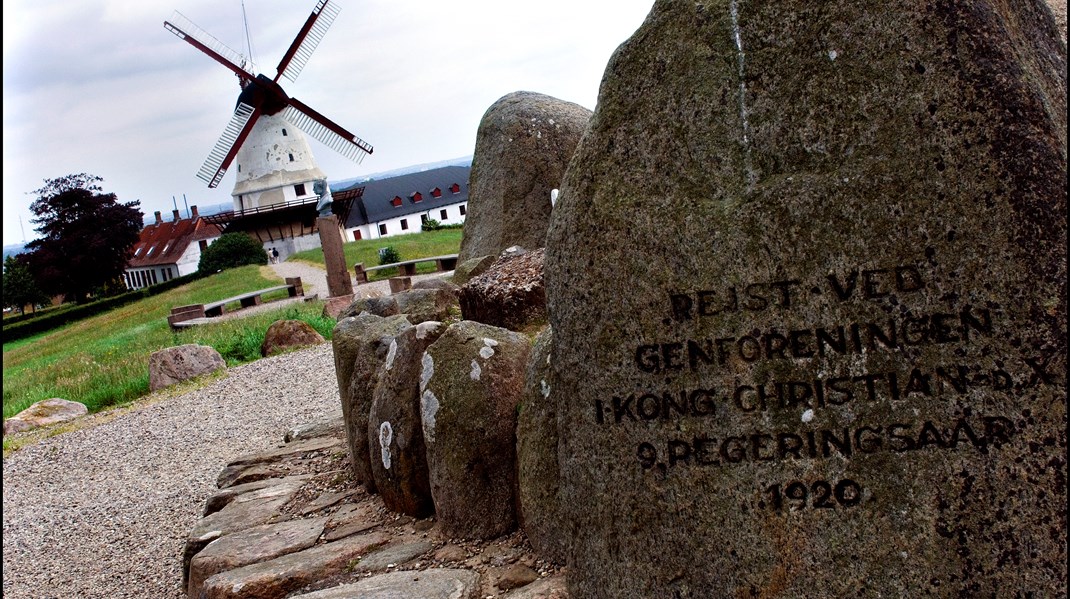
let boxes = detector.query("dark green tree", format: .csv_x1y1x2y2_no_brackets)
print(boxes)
3,254,48,314
197,232,267,274
25,174,142,304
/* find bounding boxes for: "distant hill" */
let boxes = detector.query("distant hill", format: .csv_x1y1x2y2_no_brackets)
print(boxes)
3,244,28,260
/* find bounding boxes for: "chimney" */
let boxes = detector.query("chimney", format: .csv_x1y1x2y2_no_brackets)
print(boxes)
154,211,162,224
173,209,181,222
191,205,199,219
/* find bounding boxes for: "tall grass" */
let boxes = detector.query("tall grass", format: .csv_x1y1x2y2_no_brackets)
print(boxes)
2,265,333,419
290,229,463,281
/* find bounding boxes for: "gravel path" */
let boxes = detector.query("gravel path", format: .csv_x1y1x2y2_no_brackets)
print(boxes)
2,259,457,598
2,344,340,599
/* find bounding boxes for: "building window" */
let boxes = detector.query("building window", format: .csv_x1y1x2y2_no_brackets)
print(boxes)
420,214,428,224
151,270,158,285
168,267,174,279
295,183,307,196
459,204,466,216
289,153,295,162
237,164,241,172
450,183,461,194
440,209,448,220
353,229,362,240
391,196,403,207
379,223,387,236
401,219,409,231
431,187,442,198
199,240,208,251
282,128,288,136
411,192,423,203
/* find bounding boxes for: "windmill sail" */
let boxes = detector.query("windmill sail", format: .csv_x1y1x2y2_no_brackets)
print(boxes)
197,102,260,187
275,0,340,83
165,11,254,78
283,99,373,163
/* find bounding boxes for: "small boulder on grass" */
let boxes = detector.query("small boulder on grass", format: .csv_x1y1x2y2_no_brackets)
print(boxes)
261,320,325,357
149,344,227,391
3,398,88,436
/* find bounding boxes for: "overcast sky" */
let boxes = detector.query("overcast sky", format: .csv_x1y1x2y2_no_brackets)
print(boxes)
2,0,653,247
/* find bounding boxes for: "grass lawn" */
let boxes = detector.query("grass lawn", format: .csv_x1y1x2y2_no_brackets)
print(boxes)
290,229,463,281
2,264,335,421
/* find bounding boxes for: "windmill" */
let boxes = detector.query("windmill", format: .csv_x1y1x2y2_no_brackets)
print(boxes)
164,0,372,190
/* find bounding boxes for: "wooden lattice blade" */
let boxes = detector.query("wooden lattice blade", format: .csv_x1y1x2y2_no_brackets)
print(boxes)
274,0,340,84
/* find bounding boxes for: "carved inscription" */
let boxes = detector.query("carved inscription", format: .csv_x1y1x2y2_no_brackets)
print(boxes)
603,262,1060,508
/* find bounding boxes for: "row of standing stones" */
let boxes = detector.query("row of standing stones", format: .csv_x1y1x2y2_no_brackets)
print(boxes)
185,1,1066,597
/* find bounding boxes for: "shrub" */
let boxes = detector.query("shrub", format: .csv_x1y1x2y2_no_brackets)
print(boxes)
421,218,442,231
198,233,267,274
378,246,401,265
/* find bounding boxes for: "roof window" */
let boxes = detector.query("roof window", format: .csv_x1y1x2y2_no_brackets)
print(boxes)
391,196,403,207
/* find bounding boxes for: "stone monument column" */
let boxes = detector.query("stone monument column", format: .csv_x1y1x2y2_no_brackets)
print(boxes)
317,216,353,298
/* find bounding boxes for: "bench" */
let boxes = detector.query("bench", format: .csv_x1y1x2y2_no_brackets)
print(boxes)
168,277,304,328
353,254,459,284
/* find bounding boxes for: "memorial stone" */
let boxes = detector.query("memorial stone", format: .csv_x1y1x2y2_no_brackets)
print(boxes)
544,1,1066,597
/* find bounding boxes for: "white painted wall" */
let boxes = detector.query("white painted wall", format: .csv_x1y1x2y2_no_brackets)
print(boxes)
348,200,468,242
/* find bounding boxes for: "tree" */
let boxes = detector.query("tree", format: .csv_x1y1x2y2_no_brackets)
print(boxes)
25,174,142,304
197,232,267,274
3,254,48,314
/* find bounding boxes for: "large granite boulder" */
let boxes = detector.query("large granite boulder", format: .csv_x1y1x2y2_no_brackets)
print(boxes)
332,313,412,490
457,91,592,263
149,344,226,391
394,288,458,325
367,321,447,517
515,328,565,564
3,398,88,436
544,1,1066,597
336,296,401,321
260,320,325,357
459,248,546,332
420,321,532,539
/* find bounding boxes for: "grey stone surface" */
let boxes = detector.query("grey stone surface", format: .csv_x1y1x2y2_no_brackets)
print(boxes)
290,569,480,599
459,248,546,332
349,539,433,571
394,288,457,325
3,398,87,436
457,91,592,263
338,296,401,320
284,416,345,443
148,344,226,391
203,474,313,516
421,321,533,539
187,516,327,598
516,328,565,564
332,313,412,490
183,481,302,585
544,1,1066,597
199,532,391,599
451,255,496,287
502,575,569,599
368,322,446,517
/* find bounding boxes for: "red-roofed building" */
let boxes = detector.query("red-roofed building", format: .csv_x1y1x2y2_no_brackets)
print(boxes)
124,206,222,290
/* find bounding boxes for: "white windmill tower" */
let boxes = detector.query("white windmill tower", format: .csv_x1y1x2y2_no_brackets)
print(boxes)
164,0,371,258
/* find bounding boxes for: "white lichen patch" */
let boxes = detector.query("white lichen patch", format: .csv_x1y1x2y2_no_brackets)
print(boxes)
828,49,839,60
384,339,398,371
479,337,498,359
416,321,442,340
470,359,482,381
421,390,439,443
420,352,434,392
541,379,551,399
379,421,393,470
802,409,815,423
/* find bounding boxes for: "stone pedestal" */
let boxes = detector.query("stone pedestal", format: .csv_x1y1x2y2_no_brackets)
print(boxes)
317,216,354,298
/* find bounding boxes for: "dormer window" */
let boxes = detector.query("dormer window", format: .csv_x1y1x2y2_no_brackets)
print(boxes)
431,187,442,198
391,196,403,207
450,183,461,194
411,192,423,203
